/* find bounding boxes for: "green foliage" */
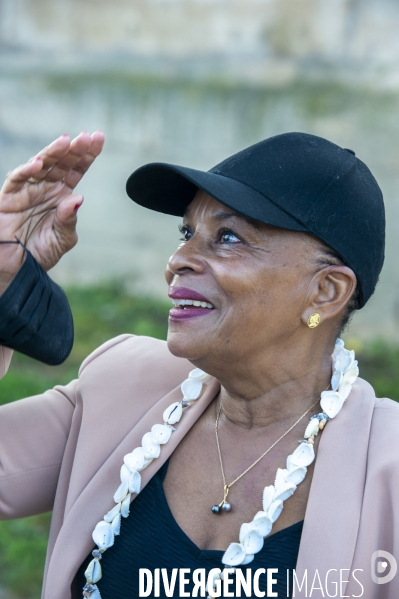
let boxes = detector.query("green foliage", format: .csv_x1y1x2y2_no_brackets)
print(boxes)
0,283,398,598
354,339,399,401
64,281,170,365
0,513,51,598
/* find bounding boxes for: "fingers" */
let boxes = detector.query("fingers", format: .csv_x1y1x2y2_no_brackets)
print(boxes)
63,131,105,189
42,131,94,183
1,156,44,194
31,130,104,190
29,133,72,175
1,131,104,198
1,133,71,194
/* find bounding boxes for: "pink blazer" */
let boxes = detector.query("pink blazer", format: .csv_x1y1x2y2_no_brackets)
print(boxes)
1,335,399,599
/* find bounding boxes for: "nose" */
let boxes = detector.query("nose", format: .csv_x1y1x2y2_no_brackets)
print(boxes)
165,238,207,284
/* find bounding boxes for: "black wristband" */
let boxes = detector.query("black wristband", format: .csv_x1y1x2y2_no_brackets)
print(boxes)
0,249,74,365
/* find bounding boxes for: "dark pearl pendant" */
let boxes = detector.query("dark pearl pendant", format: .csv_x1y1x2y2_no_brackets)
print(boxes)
221,502,232,512
211,505,221,514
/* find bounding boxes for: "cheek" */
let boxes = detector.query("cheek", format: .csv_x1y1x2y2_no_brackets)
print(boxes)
217,261,306,324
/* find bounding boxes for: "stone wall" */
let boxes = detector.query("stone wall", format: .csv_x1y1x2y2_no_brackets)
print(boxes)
1,0,399,84
1,0,399,340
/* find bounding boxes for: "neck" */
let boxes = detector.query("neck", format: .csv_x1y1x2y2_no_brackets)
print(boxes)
201,336,335,430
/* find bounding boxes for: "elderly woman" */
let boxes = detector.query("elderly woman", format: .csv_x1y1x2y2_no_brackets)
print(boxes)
0,131,398,599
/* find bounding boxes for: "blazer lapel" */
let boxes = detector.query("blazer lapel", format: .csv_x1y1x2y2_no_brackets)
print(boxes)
294,378,375,598
44,378,220,599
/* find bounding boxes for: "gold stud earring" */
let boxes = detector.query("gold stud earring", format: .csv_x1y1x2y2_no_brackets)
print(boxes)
307,313,320,328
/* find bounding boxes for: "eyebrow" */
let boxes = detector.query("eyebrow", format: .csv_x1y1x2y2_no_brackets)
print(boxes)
212,210,245,221
185,209,264,233
183,209,248,223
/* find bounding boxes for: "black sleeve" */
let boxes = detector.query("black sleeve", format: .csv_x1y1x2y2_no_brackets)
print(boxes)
0,250,74,365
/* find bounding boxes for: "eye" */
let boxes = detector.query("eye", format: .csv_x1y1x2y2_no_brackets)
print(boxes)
219,228,241,244
178,224,192,242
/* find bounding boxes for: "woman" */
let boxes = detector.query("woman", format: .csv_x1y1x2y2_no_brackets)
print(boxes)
0,131,398,599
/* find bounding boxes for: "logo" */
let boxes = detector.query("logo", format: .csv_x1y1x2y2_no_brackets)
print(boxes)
371,550,398,584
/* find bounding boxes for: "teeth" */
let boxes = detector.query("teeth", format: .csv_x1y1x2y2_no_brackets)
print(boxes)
171,298,214,309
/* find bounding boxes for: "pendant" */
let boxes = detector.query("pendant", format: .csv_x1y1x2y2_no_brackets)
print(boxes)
212,484,232,514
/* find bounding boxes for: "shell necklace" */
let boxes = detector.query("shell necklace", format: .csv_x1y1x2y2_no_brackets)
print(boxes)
83,338,358,599
212,395,322,514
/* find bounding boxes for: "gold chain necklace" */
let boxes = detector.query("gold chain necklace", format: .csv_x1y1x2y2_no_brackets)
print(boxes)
212,395,322,514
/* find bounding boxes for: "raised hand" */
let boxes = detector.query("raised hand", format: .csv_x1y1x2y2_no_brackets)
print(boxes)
0,131,104,292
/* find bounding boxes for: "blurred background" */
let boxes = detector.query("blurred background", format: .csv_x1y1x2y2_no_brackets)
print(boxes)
1,0,399,597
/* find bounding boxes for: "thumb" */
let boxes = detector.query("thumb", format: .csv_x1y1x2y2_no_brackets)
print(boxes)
52,194,84,253
54,194,84,229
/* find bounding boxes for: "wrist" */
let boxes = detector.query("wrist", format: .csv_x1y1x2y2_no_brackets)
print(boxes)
0,243,26,295
0,250,74,365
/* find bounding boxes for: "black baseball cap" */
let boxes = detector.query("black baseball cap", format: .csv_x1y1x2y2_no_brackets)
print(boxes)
126,132,385,307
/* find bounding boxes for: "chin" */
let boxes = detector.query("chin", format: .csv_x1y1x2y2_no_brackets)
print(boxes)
166,330,205,362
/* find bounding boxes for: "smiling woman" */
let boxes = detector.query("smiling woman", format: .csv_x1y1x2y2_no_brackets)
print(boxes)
0,132,398,599
165,193,358,367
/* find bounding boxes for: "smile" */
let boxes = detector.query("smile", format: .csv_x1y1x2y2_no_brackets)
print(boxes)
171,299,214,309
168,287,215,318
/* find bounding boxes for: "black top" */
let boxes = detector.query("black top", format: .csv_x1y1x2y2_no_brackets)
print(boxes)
76,459,303,598
0,246,73,365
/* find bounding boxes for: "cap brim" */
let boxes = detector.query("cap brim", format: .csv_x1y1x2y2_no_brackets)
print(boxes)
126,163,309,233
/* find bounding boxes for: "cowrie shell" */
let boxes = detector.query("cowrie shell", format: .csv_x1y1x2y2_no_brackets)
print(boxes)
163,402,183,425
113,479,129,503
85,558,102,583
181,378,203,400
92,521,114,551
222,542,246,566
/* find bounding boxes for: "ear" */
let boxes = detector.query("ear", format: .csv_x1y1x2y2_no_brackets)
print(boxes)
301,265,357,327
